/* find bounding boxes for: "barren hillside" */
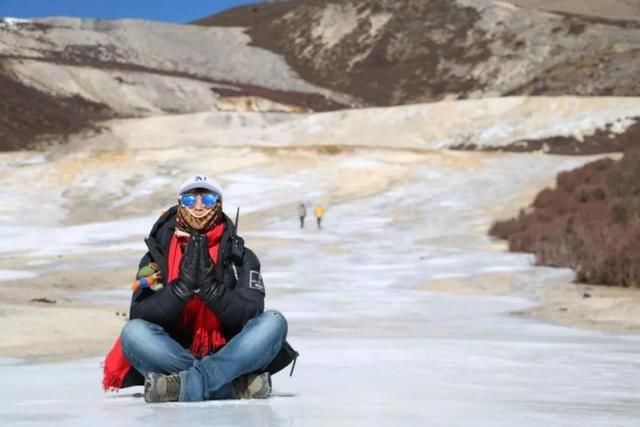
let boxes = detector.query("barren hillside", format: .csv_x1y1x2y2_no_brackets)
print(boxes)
2,0,640,151
507,0,640,22
195,0,640,105
0,17,354,150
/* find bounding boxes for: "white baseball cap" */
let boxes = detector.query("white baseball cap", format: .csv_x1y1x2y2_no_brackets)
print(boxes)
177,175,223,198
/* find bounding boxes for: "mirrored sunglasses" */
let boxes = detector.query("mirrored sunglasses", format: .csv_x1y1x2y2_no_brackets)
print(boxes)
179,192,219,208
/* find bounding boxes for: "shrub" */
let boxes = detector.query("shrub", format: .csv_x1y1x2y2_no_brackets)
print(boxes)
490,149,640,287
575,185,606,203
318,145,342,155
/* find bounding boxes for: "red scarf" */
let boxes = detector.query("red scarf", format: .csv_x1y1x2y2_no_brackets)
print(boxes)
102,224,227,391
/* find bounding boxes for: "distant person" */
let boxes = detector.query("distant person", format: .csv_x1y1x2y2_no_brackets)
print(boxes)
102,174,298,403
315,204,325,229
297,203,307,228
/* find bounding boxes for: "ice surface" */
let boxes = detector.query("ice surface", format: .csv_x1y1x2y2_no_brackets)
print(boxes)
1,330,639,426
0,269,37,281
1,143,639,426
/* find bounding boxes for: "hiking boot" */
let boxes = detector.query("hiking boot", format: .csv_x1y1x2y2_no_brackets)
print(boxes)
144,372,181,403
232,372,272,399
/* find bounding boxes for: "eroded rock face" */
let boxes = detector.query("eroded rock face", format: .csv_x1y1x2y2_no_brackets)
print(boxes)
0,18,351,104
452,117,640,155
195,0,640,105
215,96,311,113
0,18,350,114
0,17,353,150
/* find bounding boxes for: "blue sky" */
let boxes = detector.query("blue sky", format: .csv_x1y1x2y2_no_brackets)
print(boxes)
0,0,259,23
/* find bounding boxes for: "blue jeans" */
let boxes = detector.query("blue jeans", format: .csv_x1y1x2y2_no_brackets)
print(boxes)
120,310,288,401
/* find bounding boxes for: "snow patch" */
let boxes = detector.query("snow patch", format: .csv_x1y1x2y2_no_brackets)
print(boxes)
311,4,359,48
369,13,392,37
0,269,37,282
0,17,32,28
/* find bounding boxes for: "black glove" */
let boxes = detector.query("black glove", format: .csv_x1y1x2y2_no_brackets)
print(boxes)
171,234,200,301
198,233,224,304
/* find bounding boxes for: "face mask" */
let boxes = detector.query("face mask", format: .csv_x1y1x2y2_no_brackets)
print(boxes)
176,201,222,233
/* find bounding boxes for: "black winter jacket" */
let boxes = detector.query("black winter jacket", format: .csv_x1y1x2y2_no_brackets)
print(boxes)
123,206,297,387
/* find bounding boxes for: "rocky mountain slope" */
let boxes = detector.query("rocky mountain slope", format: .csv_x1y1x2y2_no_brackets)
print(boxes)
2,0,640,151
0,17,354,150
195,0,640,105
0,18,352,111
508,0,640,22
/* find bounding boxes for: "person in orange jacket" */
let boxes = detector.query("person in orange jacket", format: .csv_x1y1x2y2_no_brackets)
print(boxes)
315,204,325,229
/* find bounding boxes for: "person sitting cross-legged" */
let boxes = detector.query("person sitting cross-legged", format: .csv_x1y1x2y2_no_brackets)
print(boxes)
102,174,298,402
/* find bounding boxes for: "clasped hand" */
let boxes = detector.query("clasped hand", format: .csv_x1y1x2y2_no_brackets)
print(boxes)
172,233,220,301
